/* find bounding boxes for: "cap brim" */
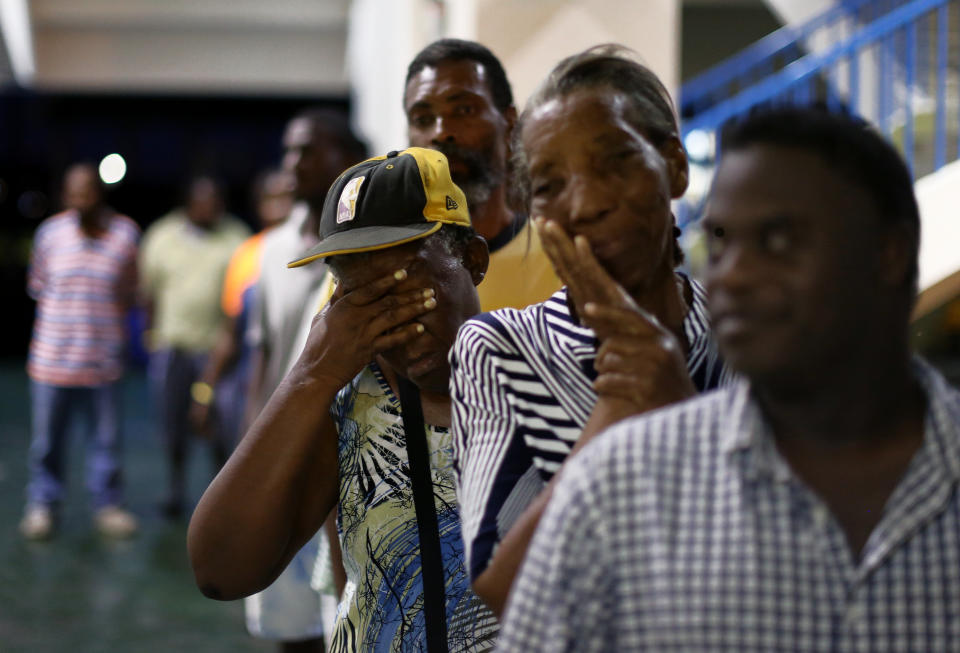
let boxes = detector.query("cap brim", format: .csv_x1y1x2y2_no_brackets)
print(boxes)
287,222,442,268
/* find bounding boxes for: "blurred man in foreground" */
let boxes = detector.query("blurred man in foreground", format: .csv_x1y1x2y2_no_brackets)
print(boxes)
499,107,960,651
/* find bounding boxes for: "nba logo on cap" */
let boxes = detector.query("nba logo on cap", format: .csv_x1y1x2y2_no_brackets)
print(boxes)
337,176,365,224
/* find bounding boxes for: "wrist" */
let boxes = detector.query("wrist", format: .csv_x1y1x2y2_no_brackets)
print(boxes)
595,394,640,416
190,381,215,406
284,363,348,400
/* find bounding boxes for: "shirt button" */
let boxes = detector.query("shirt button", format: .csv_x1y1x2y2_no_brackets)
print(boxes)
812,505,829,529
844,602,864,625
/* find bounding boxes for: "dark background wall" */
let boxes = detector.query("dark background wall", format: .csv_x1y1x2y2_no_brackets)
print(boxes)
0,90,348,360
681,3,781,81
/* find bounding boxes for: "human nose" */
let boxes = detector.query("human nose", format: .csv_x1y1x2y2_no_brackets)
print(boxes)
705,239,754,298
566,173,614,225
428,116,455,145
282,151,297,174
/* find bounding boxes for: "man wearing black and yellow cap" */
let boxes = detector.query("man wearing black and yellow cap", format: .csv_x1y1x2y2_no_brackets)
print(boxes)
188,148,498,651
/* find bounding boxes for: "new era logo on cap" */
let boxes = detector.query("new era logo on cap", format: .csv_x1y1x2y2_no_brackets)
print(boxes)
446,195,459,210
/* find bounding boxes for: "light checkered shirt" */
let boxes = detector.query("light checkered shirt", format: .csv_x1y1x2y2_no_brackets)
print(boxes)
498,358,960,652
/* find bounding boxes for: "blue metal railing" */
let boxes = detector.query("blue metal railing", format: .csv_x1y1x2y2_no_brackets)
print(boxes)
681,0,893,119
681,0,956,177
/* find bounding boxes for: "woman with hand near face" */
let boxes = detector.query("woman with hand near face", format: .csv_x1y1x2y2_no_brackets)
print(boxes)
449,45,732,616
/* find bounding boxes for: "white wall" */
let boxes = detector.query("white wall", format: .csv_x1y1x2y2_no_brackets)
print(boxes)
24,0,351,93
34,28,347,93
477,0,680,110
914,158,960,318
346,0,450,156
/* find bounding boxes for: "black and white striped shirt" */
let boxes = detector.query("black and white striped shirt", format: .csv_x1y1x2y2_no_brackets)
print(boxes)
450,279,730,580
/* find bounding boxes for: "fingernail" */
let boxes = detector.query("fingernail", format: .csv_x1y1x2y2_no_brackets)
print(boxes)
424,297,437,309
394,269,407,281
416,324,425,333
422,289,435,298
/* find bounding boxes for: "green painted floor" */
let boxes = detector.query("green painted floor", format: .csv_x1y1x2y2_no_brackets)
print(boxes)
0,362,272,653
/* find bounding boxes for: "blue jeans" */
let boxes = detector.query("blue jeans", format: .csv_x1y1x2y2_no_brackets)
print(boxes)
27,381,125,510
148,348,229,507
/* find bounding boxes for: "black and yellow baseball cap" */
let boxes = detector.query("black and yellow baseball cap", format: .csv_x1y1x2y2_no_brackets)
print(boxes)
287,147,471,268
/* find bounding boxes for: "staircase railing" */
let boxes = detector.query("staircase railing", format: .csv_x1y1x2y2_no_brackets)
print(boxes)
681,0,895,120
680,0,958,185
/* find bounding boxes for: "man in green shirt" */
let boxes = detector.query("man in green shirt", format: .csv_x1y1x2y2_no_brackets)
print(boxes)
139,176,250,518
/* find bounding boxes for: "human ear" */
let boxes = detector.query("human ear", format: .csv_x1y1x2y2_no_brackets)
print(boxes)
662,136,689,199
502,105,518,138
877,220,918,290
464,235,490,286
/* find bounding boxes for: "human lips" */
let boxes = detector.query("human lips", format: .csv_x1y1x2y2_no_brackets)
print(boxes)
712,311,756,342
433,145,482,181
711,301,783,344
445,157,470,180
406,350,445,379
587,238,624,262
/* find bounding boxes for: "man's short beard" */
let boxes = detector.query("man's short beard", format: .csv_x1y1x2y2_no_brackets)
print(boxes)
433,143,503,212
458,178,496,208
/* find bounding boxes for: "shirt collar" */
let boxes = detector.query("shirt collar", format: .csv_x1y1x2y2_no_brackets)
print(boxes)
288,202,312,238
486,214,529,254
912,356,960,481
718,380,792,482
543,287,595,346
721,356,960,483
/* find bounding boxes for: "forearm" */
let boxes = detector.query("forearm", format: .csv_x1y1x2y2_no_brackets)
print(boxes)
243,347,266,429
187,364,343,600
188,265,433,599
571,396,640,455
473,482,553,617
474,397,636,615
199,317,240,386
139,296,155,346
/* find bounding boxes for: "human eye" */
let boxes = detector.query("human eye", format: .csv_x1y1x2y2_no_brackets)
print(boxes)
759,222,794,256
531,177,562,198
704,223,726,262
408,112,434,129
454,103,476,117
601,147,644,176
